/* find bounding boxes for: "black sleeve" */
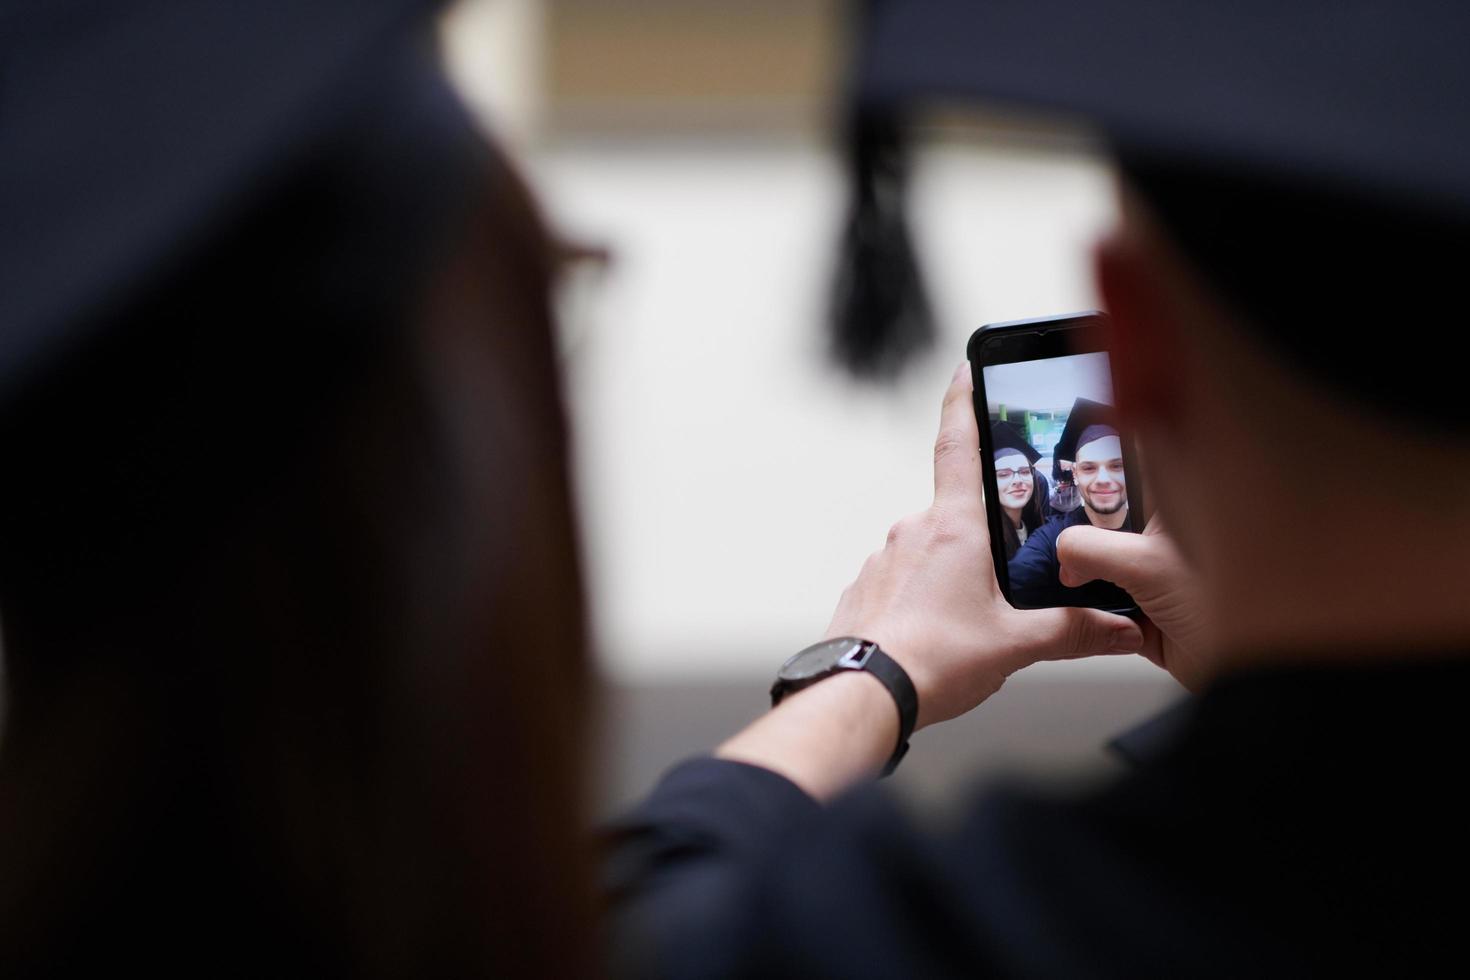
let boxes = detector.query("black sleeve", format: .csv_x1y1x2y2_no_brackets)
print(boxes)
601,731,1292,978
602,758,820,979
602,757,1031,980
1007,520,1060,604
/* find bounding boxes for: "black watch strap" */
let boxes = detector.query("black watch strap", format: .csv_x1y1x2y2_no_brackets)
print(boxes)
855,644,917,776
770,638,919,777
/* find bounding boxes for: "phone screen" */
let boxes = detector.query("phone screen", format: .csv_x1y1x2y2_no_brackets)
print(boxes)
980,347,1140,612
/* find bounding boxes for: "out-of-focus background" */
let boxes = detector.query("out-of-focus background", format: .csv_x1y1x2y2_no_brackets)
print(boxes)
440,0,1183,813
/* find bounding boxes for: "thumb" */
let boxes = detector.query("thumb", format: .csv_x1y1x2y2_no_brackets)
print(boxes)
1003,605,1143,670
1055,524,1156,591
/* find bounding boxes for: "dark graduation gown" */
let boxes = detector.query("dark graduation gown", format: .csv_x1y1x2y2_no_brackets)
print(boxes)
1007,507,1135,609
605,654,1470,979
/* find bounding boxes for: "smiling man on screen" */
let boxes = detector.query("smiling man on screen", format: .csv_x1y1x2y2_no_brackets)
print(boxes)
1008,398,1133,606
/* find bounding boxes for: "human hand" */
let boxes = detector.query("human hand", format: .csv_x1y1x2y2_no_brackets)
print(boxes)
824,363,1144,730
1056,518,1213,691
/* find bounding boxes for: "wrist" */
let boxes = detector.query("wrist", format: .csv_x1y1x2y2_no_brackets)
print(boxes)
825,626,935,730
770,636,917,777
717,670,899,800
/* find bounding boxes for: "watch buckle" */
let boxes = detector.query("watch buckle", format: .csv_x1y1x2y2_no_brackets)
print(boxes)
837,641,874,670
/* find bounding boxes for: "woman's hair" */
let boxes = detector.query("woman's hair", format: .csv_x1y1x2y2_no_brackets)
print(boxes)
998,470,1049,560
0,80,593,977
1027,470,1051,532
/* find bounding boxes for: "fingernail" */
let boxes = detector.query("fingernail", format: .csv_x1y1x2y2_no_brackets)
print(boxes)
953,361,970,383
1109,627,1143,652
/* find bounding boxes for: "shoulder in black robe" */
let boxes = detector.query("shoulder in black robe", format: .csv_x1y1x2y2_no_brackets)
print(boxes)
1007,507,1135,609
605,654,1470,978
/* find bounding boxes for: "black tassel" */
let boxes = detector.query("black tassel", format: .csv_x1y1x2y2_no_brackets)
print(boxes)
830,111,934,379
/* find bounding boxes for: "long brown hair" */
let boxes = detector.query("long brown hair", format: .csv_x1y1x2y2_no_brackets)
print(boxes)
0,81,594,977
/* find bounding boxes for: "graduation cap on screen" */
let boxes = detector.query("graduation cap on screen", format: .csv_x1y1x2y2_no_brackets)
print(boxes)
0,0,470,407
1053,399,1119,466
990,420,1040,466
831,0,1470,413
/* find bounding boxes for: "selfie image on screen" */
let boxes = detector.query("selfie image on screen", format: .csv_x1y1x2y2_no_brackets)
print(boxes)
983,351,1139,611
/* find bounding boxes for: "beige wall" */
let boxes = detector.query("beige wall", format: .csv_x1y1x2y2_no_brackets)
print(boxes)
546,0,841,134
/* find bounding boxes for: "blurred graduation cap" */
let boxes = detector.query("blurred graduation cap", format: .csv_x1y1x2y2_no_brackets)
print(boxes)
832,0,1470,427
1053,399,1119,466
0,0,473,408
990,420,1040,466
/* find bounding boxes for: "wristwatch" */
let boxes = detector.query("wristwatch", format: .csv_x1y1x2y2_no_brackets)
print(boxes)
769,637,918,777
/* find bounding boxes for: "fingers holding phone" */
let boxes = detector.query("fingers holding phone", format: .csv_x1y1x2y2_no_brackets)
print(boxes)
969,313,1145,613
824,362,1143,730
965,310,1211,689
1056,520,1215,691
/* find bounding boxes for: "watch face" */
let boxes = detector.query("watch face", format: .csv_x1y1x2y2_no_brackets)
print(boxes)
778,638,865,681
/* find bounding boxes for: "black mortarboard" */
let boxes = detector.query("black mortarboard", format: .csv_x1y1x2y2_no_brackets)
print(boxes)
990,420,1041,466
852,1,1470,216
834,1,1470,428
1053,399,1119,465
0,0,464,407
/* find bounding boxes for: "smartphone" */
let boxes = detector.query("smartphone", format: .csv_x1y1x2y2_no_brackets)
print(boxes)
967,311,1143,615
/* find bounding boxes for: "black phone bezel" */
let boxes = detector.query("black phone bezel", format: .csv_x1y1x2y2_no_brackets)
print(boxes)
967,310,1143,616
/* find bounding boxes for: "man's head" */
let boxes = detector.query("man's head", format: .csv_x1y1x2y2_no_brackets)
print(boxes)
1072,430,1125,517
1053,400,1125,522
841,0,1470,658
1095,166,1470,654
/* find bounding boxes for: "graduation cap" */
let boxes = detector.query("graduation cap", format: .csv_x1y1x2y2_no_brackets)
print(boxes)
833,0,1470,428
1053,399,1119,466
990,420,1041,466
0,0,474,408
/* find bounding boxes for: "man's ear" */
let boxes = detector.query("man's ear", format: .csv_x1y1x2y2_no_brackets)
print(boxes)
1094,228,1185,435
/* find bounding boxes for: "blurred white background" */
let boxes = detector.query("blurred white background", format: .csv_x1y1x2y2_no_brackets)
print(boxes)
441,0,1182,809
